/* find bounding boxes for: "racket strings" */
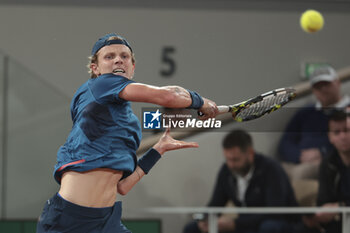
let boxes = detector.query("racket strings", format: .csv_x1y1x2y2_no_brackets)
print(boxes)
237,93,291,120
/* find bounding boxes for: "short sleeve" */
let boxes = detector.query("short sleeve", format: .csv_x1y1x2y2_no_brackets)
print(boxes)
88,73,135,104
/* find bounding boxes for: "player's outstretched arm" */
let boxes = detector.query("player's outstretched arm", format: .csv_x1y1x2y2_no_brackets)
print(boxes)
119,83,218,119
119,83,191,107
117,129,198,195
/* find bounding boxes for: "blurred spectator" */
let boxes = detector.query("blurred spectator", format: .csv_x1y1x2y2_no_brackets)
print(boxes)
183,129,298,233
346,105,350,127
278,66,350,180
297,110,350,233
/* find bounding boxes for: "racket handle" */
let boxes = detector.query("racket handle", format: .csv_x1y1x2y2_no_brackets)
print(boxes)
217,105,230,114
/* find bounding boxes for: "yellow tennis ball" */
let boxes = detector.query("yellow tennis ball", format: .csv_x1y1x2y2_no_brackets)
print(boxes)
300,10,324,33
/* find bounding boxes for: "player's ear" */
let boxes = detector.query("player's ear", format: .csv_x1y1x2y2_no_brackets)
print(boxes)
90,63,100,76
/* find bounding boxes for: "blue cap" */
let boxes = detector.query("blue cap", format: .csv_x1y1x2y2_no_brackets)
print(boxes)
91,33,133,56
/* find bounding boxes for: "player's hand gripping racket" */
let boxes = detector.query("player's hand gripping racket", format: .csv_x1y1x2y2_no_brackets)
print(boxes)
200,87,296,122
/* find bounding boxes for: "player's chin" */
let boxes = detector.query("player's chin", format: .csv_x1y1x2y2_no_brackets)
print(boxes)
118,72,133,80
111,72,132,80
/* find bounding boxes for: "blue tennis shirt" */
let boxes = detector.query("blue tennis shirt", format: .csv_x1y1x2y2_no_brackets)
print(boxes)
54,73,141,184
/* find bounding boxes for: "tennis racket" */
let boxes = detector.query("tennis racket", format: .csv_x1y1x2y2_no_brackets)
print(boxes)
201,87,296,122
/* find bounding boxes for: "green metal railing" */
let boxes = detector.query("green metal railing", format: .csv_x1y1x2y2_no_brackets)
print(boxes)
0,219,161,233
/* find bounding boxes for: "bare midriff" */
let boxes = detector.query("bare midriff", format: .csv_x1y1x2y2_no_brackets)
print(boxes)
58,168,123,208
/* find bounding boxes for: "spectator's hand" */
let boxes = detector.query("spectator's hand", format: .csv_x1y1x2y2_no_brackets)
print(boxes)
302,215,322,229
153,128,199,155
218,216,235,232
300,148,322,163
315,203,340,223
198,98,218,120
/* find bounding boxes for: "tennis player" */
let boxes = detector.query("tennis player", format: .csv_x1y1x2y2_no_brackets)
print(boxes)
36,33,218,233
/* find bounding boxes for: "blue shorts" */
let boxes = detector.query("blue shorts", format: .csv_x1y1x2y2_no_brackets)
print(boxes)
36,193,131,233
